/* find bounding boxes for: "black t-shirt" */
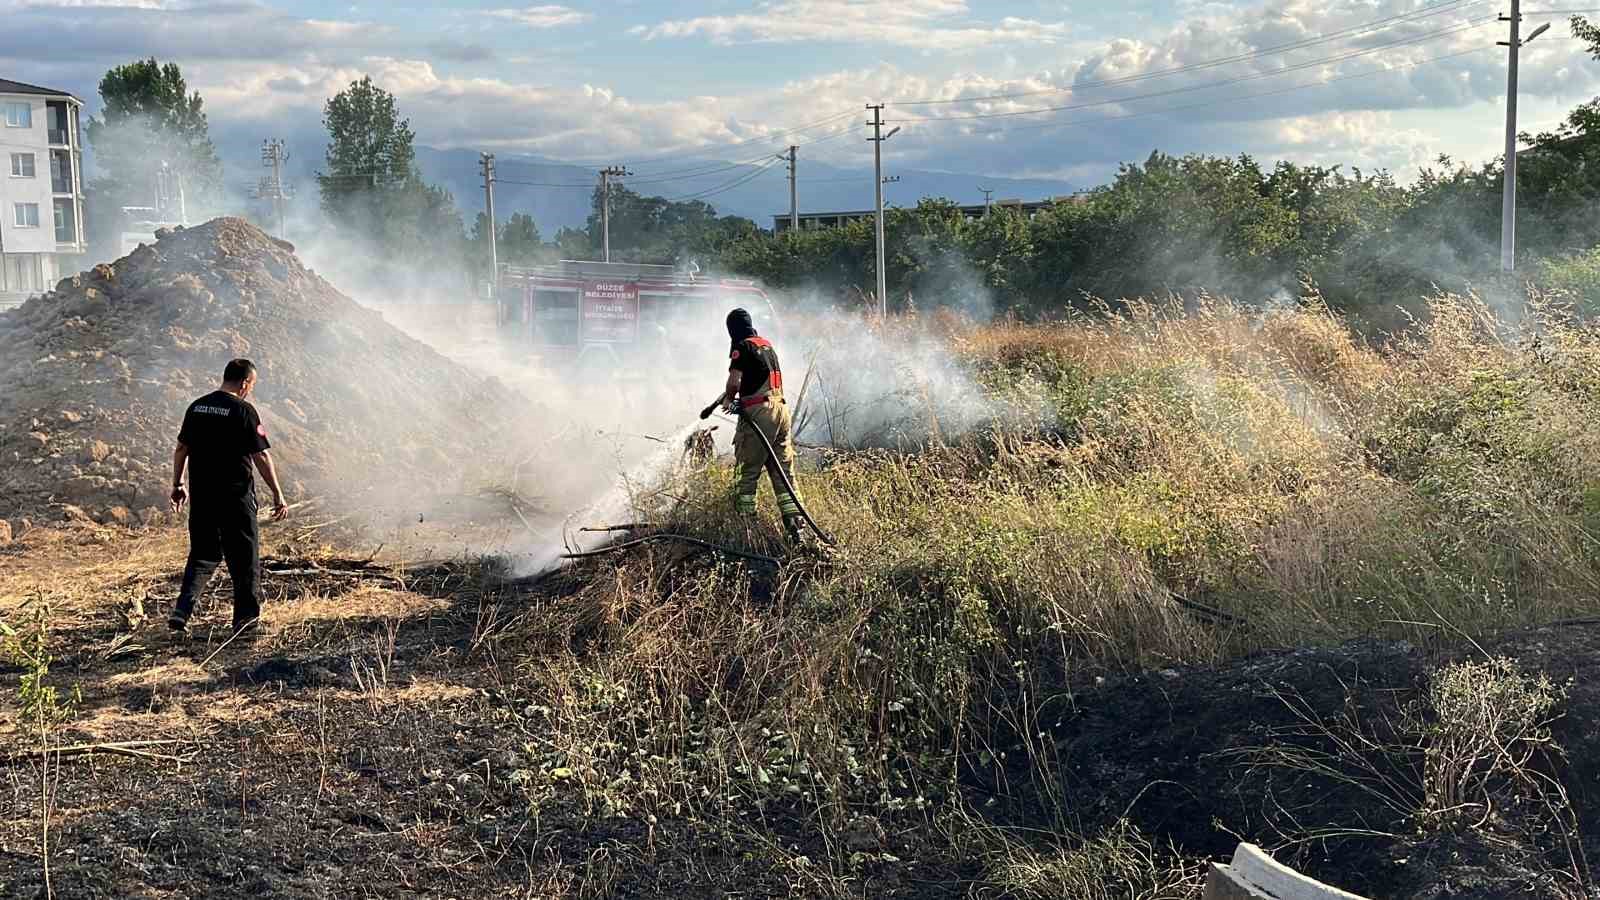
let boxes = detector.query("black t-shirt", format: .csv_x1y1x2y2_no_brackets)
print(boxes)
178,389,270,497
730,337,781,397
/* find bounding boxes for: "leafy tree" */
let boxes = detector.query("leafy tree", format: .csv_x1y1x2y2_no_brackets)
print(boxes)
581,183,758,264
84,59,222,256
87,58,222,201
1574,15,1600,58
500,212,544,263
318,75,416,222
316,76,467,287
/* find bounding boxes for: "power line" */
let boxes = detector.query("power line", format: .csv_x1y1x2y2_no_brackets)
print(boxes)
944,44,1498,140
627,152,782,182
895,0,1492,106
544,108,855,172
663,159,782,202
494,178,594,188
490,120,857,189
889,16,1495,124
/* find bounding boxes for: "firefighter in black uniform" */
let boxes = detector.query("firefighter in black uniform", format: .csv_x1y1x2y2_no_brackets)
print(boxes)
168,358,289,636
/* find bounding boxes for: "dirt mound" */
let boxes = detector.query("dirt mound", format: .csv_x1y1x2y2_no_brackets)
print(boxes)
0,217,522,525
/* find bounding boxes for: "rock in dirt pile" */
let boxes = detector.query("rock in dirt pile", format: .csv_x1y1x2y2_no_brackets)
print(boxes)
0,217,523,526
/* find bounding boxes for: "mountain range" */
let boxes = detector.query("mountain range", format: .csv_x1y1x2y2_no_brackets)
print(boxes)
241,142,1082,236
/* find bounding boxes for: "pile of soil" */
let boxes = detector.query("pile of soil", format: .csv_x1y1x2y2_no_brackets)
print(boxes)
0,218,524,527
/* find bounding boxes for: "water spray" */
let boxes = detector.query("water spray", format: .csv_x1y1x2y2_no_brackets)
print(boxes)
699,396,836,547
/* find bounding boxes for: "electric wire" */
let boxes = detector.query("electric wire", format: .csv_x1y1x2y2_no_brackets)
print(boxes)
490,121,857,190
494,177,595,188
662,159,782,202
944,44,1497,139
551,108,856,171
889,16,1495,123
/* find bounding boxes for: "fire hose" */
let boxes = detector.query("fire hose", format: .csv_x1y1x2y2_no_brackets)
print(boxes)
700,397,837,547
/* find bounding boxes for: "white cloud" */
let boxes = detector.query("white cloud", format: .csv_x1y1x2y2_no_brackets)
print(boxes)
8,0,1599,194
636,0,1070,49
486,4,590,29
11,0,178,6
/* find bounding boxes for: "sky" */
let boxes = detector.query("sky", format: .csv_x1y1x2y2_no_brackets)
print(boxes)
3,0,1599,195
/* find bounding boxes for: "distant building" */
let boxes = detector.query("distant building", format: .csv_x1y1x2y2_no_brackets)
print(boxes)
771,195,1087,233
0,77,86,303
1515,130,1598,160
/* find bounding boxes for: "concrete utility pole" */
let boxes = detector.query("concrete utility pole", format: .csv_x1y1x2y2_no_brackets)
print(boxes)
599,165,630,262
980,186,994,213
867,104,899,319
480,152,498,289
779,145,798,232
1498,2,1551,273
258,140,290,239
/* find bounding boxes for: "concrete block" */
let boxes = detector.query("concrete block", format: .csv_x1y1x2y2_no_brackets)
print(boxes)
1203,843,1370,900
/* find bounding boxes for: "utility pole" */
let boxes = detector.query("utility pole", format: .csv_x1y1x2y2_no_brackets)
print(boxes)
1498,3,1551,273
867,104,899,319
480,152,498,288
778,145,798,232
599,165,630,262
1500,0,1521,274
979,186,993,213
257,139,291,239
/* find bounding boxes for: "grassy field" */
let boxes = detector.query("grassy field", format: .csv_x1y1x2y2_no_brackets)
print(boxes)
5,292,1600,897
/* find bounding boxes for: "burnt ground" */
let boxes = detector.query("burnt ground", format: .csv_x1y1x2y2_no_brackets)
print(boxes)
0,525,963,899
3,523,1600,898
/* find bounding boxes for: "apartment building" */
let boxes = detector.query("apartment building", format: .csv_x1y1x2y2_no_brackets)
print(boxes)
1,77,86,301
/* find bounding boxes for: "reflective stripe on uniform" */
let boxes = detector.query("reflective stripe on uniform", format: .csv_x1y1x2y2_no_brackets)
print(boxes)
736,495,758,514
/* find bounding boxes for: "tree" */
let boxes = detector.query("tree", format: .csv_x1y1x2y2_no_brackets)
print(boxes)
500,212,543,264
318,76,416,222
316,76,468,288
85,59,222,255
1575,15,1600,58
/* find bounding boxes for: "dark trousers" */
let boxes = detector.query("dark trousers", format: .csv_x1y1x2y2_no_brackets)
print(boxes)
176,493,261,627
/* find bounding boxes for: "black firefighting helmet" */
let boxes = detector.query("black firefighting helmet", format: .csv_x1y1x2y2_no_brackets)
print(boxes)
726,308,757,341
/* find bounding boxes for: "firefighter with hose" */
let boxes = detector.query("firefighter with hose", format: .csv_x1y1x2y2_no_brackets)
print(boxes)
709,308,808,542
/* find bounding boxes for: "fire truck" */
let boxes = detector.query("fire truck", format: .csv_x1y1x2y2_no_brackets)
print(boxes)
495,259,777,369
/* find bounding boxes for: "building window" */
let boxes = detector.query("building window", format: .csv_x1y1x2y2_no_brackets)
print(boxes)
46,102,69,145
53,199,75,243
13,203,40,227
10,153,35,177
50,150,71,193
3,254,44,292
4,102,31,128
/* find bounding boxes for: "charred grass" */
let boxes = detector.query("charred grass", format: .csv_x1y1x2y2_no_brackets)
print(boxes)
8,291,1600,896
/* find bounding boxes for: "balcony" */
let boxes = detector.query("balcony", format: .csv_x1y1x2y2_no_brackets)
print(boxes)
45,101,71,147
49,150,72,194
53,199,79,247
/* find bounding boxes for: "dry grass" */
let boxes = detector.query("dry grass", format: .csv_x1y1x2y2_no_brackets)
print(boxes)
7,287,1600,896
476,287,1600,893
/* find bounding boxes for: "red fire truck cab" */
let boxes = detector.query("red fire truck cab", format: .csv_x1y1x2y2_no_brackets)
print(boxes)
496,260,777,370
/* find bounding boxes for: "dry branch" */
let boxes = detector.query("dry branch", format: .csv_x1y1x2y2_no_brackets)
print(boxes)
5,739,193,765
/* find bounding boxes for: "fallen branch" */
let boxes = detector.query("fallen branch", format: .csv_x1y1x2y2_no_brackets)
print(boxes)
562,534,781,567
6,740,192,766
256,499,317,524
1169,592,1249,629
511,504,540,539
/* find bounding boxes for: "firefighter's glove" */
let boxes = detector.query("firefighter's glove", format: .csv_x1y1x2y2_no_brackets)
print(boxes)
722,397,740,415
